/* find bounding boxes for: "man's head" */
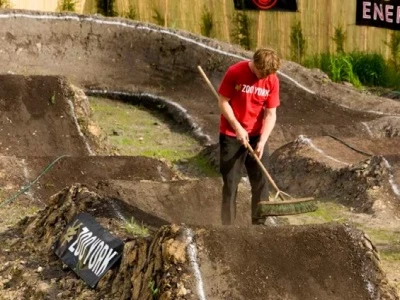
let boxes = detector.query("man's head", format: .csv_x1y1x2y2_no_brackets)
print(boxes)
252,48,280,78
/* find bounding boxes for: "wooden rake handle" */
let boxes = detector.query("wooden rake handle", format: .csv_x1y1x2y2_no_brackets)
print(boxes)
197,66,220,100
197,65,286,201
244,143,286,201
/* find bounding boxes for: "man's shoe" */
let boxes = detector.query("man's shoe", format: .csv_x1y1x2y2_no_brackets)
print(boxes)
252,218,265,225
252,216,278,226
263,216,278,226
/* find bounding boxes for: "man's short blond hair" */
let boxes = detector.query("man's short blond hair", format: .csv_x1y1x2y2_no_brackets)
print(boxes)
253,48,280,77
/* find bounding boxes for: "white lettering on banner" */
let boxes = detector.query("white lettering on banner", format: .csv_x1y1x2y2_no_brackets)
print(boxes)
386,5,394,23
79,236,97,261
362,1,400,24
241,84,270,97
398,6,400,23
88,241,104,270
68,226,118,276
373,3,384,21
363,2,371,19
84,238,102,265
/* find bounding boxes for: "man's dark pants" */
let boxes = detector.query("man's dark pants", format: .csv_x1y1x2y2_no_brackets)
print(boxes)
219,134,270,225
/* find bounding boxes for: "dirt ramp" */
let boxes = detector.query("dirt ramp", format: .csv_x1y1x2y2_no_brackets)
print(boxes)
195,224,396,300
0,155,177,204
0,74,90,156
26,155,177,202
270,136,400,215
96,178,252,226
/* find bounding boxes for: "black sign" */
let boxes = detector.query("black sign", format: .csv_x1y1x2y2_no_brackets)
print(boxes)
54,213,124,288
234,0,297,11
356,0,400,31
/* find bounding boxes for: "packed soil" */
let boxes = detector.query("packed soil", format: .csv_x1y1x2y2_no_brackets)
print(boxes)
0,10,399,300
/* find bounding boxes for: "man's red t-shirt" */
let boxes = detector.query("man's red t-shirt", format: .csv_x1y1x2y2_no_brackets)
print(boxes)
218,60,280,137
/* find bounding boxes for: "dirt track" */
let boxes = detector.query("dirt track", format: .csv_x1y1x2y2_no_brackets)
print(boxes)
0,10,399,300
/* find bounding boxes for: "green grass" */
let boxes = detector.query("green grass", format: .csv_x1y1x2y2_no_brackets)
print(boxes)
295,201,400,243
124,217,150,237
89,97,217,176
380,251,400,262
306,201,348,222
361,228,400,246
89,97,200,157
304,51,400,89
0,203,40,229
285,200,350,225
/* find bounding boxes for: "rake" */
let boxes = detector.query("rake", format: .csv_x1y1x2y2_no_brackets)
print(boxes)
197,65,317,217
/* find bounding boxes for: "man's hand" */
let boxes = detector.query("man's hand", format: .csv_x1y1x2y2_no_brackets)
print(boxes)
254,141,265,159
235,125,249,146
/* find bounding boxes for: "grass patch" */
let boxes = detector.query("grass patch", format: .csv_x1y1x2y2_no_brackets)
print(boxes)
124,217,150,237
188,155,218,177
283,200,350,226
290,20,307,64
200,4,213,38
304,51,400,89
231,9,252,50
302,200,349,223
380,251,400,262
361,228,400,246
0,203,40,230
89,97,217,176
57,0,78,12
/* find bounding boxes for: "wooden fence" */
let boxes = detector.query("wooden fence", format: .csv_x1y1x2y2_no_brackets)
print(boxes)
7,0,394,60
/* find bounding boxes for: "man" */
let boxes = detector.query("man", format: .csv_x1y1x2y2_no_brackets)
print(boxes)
218,48,280,225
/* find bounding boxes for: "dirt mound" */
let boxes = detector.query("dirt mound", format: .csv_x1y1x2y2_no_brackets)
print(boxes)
0,185,185,299
364,117,400,138
1,185,397,300
270,136,400,216
197,224,395,300
0,75,90,156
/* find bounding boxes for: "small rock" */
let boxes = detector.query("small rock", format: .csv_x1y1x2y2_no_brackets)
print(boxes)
36,282,51,293
177,282,188,296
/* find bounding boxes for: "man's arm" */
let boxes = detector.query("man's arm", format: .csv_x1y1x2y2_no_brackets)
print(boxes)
218,95,248,144
255,107,277,158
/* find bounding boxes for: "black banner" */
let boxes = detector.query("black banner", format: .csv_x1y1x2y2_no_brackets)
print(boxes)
356,0,400,31
234,0,298,11
54,213,124,288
